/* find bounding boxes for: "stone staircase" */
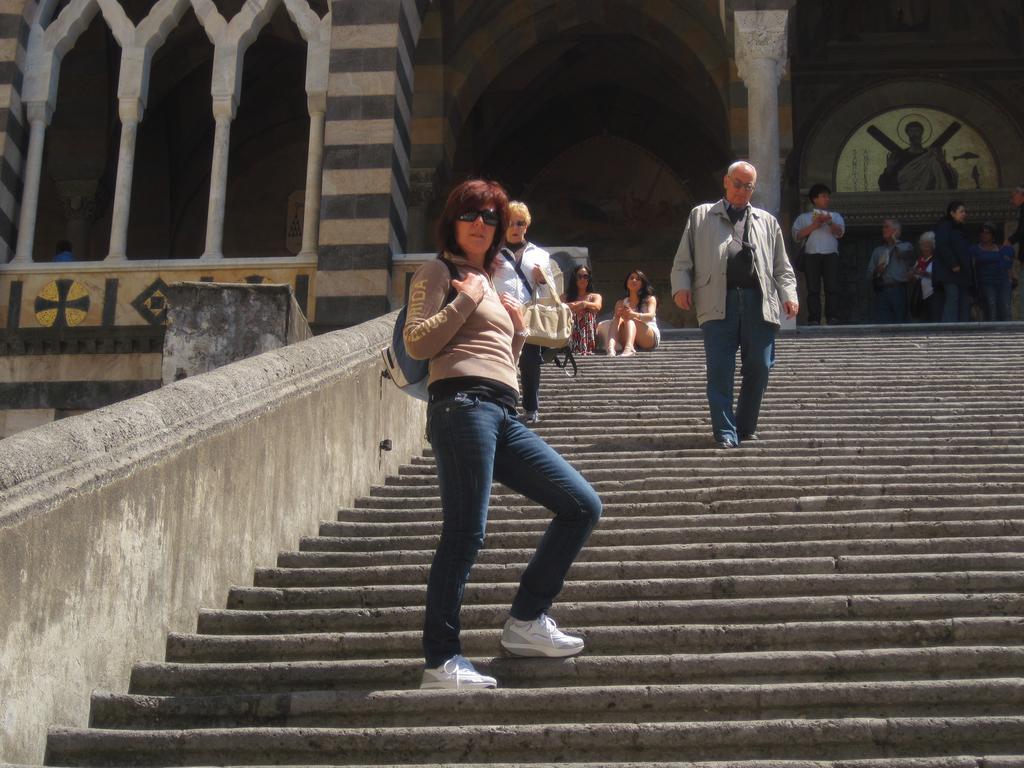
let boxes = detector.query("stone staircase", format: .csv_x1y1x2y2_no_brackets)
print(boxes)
44,327,1024,766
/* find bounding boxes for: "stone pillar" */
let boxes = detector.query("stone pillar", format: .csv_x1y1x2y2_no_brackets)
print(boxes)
202,98,236,260
406,169,438,253
734,10,788,216
107,98,143,261
55,179,104,260
11,103,53,264
300,93,326,258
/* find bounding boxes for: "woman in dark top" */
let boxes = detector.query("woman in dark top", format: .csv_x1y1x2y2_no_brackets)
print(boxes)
933,200,973,322
403,179,602,691
971,222,1014,321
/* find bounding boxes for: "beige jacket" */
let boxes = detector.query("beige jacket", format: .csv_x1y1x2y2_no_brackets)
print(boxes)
402,254,525,392
670,200,798,327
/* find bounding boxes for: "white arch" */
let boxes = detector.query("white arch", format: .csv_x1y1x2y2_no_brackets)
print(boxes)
10,0,330,265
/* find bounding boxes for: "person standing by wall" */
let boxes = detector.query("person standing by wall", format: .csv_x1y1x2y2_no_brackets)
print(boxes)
972,221,1014,321
866,218,914,323
493,201,552,424
404,180,602,690
934,200,973,322
670,161,799,449
791,184,845,325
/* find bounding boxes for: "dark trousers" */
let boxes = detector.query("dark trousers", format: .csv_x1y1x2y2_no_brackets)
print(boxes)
423,395,602,667
802,252,840,324
938,281,972,323
872,283,908,324
978,282,1012,321
518,343,543,412
700,287,777,445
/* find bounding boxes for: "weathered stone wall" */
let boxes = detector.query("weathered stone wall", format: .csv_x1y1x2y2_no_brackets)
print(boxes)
161,282,312,384
0,311,426,765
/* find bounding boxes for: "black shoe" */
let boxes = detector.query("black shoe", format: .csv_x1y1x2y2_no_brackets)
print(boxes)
739,432,759,442
715,439,738,449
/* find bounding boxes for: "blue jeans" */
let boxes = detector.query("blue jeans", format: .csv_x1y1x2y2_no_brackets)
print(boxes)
939,282,972,322
978,282,1011,321
700,287,777,445
423,394,602,667
872,283,908,323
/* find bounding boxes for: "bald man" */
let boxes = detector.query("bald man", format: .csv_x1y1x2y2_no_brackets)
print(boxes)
671,161,798,449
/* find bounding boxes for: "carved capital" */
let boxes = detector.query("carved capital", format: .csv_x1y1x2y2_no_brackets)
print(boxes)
408,169,438,208
55,180,106,222
734,10,789,88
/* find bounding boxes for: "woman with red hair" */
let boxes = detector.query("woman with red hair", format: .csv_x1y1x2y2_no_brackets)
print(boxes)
403,179,602,690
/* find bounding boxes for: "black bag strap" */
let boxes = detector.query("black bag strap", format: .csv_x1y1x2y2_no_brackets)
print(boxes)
501,247,534,298
547,347,578,378
438,255,460,305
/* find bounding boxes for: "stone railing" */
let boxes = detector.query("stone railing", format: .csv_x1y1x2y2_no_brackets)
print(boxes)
0,311,424,765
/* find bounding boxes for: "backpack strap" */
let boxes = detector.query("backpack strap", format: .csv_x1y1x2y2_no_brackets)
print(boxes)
500,247,534,298
438,255,460,305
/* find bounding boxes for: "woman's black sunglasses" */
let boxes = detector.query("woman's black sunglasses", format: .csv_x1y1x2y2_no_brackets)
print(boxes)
457,209,500,226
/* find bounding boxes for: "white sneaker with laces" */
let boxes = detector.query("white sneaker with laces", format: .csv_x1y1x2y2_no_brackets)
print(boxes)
420,654,497,690
500,613,585,658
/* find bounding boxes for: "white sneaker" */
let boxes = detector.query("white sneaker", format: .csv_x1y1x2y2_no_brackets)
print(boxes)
420,655,497,690
500,613,585,658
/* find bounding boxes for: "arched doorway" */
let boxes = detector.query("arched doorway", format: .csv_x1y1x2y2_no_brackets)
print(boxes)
410,0,731,326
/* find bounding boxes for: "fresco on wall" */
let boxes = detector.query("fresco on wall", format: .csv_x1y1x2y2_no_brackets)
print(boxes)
524,135,698,325
835,108,998,193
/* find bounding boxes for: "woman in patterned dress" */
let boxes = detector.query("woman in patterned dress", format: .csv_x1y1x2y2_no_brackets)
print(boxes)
562,264,602,355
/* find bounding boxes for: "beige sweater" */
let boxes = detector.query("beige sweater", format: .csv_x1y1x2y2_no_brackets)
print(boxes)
402,255,526,392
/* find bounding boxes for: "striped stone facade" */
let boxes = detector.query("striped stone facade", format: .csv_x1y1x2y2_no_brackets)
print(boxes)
317,0,428,328
0,0,29,263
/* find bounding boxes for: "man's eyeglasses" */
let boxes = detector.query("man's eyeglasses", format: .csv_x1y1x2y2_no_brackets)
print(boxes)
728,177,756,192
457,209,500,226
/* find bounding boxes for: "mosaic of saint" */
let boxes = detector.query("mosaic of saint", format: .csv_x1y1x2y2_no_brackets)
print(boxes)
836,108,998,193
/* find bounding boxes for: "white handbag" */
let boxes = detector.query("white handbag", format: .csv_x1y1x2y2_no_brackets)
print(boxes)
522,264,571,348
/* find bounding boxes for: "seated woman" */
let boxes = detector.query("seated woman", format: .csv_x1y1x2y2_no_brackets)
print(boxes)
562,264,602,355
599,270,659,357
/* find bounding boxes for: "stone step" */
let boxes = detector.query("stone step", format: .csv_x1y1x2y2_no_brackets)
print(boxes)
404,445,1024,466
165,617,1024,663
390,457,1024,480
88,679,1024,730
45,761,1019,768
194,594,1024,635
351,485,1024,510
138,646,1024,695
367,472,1024,498
326,505,1024,531
254,553,1024,588
300,520,1024,553
338,496,1024,521
531,435,1024,453
43,717,1024,764
225,572,1024,611
277,535,1024,568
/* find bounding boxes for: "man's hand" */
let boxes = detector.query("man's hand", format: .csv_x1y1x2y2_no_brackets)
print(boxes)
784,300,799,319
532,264,546,285
673,290,692,311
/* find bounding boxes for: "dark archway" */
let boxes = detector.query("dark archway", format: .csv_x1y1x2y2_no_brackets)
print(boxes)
450,31,729,325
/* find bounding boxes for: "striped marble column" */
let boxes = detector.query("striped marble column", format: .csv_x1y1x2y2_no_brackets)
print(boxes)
318,0,428,328
0,2,29,263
